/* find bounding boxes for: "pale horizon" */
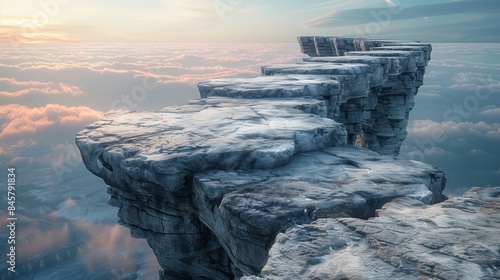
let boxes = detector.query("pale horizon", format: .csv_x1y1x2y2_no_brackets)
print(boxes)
1,0,499,44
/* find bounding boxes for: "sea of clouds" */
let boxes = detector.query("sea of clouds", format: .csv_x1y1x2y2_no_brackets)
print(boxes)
0,42,498,278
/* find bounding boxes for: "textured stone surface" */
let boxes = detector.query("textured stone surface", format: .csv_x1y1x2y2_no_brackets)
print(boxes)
192,146,446,275
259,187,500,279
76,97,347,279
343,187,500,279
76,97,346,194
73,37,498,280
197,72,370,144
296,36,418,57
304,55,402,78
198,75,343,99
346,50,422,72
273,39,432,156
261,219,411,279
261,63,373,94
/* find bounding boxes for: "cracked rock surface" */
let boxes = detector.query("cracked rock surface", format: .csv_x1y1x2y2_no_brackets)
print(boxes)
76,36,500,279
193,146,446,275
258,187,500,280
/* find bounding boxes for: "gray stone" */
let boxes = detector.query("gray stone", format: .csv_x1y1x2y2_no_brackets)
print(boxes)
261,219,412,279
304,55,402,78
382,42,433,60
340,187,500,279
255,187,499,280
193,146,446,275
346,50,422,72
292,43,430,156
313,36,336,56
296,36,419,58
297,36,318,57
74,36,496,280
197,75,343,99
261,63,373,94
76,97,346,194
76,96,347,279
371,46,430,66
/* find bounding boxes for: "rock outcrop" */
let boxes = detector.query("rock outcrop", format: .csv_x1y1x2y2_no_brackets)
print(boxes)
76,36,499,279
258,187,500,279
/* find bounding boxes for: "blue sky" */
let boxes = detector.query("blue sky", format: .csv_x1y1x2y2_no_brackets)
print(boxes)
1,0,499,43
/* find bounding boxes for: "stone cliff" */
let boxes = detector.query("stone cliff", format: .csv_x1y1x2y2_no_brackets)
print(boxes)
76,36,500,279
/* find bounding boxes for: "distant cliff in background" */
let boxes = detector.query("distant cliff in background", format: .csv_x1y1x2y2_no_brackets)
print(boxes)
75,36,499,279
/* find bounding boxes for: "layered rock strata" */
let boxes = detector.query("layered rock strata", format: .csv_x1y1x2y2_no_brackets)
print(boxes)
77,97,346,279
193,146,446,276
298,36,431,155
76,37,499,279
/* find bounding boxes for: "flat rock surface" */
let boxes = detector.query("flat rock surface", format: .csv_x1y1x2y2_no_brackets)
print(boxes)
76,97,347,193
193,146,446,275
260,187,499,280
340,187,500,279
261,63,372,77
261,219,411,280
261,63,373,94
303,56,402,77
198,75,343,99
345,50,422,72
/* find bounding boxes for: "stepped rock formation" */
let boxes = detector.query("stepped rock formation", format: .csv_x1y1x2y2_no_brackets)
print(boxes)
76,37,500,279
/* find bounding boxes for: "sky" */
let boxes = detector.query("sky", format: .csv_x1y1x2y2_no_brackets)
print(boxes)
0,0,499,279
1,0,500,43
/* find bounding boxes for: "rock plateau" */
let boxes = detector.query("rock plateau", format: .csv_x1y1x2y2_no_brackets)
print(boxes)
76,36,500,279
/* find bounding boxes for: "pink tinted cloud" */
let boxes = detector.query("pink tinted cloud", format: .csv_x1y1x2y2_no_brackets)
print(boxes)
0,104,103,138
135,67,257,84
0,78,83,96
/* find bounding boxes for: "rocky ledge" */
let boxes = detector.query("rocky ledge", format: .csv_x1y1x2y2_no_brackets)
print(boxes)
257,187,500,279
76,36,500,279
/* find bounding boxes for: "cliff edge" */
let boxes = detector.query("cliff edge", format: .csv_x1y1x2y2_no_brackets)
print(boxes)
76,37,499,279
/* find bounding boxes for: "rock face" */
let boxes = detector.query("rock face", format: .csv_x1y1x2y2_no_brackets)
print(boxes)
193,146,446,276
77,97,346,279
260,187,500,279
76,36,499,279
298,37,432,155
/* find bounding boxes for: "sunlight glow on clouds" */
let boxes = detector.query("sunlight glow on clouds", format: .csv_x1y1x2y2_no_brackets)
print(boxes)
1,0,498,43
0,104,103,139
0,78,83,96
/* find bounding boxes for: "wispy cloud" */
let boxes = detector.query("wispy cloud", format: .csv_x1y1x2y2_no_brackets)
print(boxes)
303,0,500,28
0,78,83,96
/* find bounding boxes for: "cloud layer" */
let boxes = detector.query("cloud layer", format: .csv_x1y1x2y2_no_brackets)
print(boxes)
399,43,500,194
0,77,83,96
0,104,103,144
